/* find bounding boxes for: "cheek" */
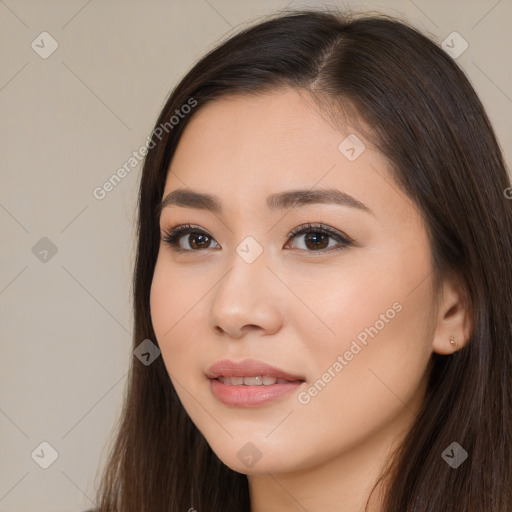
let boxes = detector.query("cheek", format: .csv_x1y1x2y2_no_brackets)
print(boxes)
314,235,434,361
279,300,431,474
291,263,400,355
290,252,433,423
149,260,206,363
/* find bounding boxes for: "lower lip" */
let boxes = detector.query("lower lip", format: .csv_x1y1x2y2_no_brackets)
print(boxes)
210,378,304,407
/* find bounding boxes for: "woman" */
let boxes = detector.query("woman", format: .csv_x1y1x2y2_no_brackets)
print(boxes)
92,8,512,511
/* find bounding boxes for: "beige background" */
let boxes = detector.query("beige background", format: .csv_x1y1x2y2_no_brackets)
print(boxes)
0,0,510,510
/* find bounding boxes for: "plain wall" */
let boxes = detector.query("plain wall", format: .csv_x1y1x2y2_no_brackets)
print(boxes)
0,0,510,510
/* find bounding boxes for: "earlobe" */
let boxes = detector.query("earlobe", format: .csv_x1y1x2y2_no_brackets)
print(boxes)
431,275,473,355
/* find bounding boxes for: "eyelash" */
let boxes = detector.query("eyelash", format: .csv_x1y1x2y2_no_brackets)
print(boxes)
161,223,353,254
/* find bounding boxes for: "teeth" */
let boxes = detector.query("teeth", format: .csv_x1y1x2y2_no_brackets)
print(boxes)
244,376,264,385
217,376,293,386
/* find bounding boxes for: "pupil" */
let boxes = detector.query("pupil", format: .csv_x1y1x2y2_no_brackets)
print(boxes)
190,233,209,249
305,233,328,250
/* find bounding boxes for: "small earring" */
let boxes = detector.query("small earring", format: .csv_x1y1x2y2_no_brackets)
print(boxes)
449,335,456,346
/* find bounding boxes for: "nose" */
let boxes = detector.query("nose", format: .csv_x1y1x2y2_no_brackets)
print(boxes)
207,246,284,339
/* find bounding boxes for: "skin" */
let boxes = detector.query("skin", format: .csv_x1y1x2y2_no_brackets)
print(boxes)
149,88,472,512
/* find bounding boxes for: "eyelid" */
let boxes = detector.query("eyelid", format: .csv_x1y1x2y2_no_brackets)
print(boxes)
286,222,353,243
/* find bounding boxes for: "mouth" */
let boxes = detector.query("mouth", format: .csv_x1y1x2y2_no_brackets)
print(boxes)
206,358,306,407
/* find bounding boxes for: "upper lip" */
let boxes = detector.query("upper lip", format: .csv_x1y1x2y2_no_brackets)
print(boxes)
206,358,305,381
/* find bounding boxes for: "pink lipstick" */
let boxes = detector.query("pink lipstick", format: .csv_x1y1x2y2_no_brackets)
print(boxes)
206,358,305,407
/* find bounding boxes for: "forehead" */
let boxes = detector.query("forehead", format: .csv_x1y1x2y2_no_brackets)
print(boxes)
162,88,412,228
168,89,365,183
174,88,346,159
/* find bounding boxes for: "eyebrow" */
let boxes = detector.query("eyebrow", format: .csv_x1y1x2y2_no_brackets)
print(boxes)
156,187,374,217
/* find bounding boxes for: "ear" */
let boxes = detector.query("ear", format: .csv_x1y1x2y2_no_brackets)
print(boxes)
431,273,473,355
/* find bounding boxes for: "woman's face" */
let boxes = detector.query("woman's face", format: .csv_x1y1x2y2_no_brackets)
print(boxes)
150,88,438,475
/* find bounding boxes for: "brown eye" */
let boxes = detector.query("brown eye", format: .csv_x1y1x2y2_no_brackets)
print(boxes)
162,224,220,252
285,223,352,253
187,233,213,250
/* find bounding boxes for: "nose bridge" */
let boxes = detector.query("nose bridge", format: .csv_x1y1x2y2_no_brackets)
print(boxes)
208,236,282,336
217,237,268,309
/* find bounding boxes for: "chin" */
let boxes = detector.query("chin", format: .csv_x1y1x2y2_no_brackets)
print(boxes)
219,454,289,475
204,434,310,476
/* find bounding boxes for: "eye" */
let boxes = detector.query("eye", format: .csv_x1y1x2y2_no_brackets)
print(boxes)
161,224,220,252
284,223,353,253
161,222,353,254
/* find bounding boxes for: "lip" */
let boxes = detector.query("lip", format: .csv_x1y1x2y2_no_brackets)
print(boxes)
206,358,305,381
206,358,306,407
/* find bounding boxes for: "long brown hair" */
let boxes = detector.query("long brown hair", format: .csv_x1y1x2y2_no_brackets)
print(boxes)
92,7,512,511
